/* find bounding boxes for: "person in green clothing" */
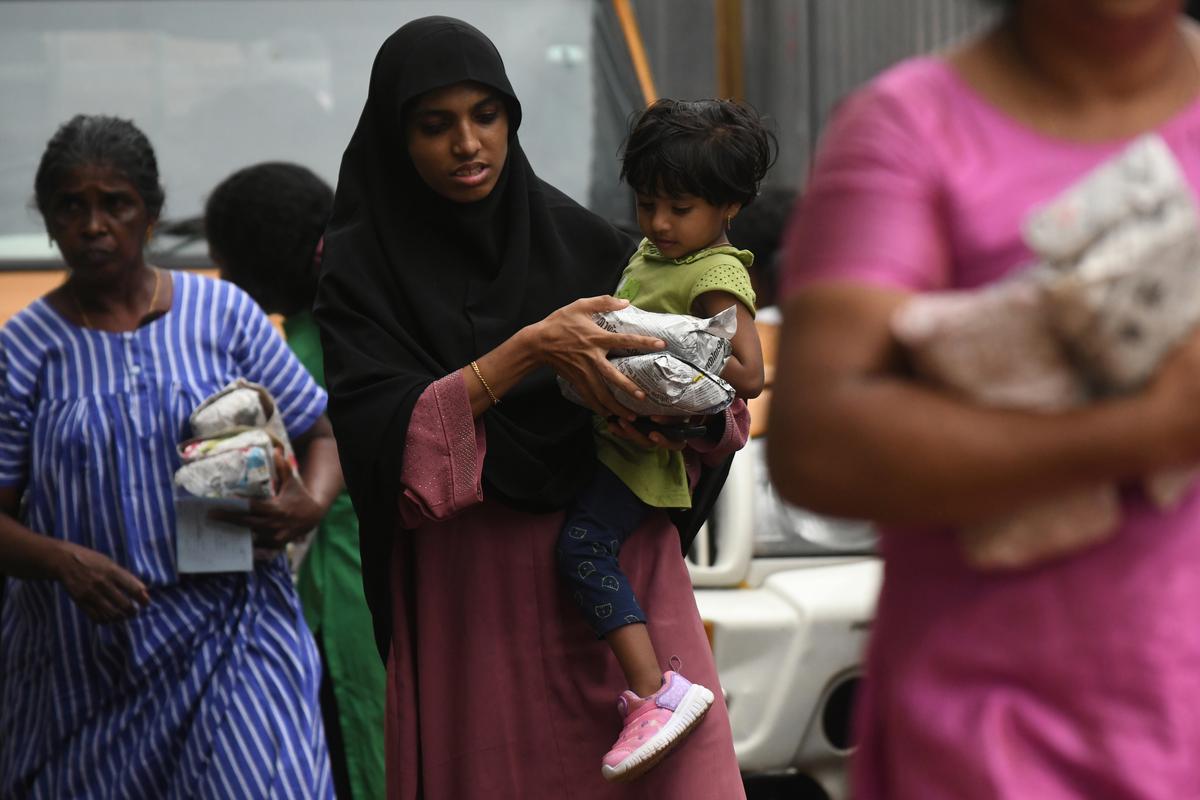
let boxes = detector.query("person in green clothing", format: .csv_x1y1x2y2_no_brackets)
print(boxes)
557,98,772,782
205,162,385,800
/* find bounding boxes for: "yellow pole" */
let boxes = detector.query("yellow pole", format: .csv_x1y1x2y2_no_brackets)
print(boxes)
613,0,658,106
715,0,744,100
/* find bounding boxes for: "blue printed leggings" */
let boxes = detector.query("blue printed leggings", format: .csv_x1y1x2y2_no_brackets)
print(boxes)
557,465,649,638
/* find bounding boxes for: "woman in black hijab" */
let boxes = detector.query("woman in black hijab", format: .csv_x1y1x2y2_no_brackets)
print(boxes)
316,17,748,799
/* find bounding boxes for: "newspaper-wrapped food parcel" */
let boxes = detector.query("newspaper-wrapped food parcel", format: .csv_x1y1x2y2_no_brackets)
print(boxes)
560,305,738,417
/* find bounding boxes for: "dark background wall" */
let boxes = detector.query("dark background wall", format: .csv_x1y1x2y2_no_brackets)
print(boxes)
590,0,998,223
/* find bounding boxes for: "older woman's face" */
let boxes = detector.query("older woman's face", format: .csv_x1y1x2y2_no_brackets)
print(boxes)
406,81,509,203
46,163,152,281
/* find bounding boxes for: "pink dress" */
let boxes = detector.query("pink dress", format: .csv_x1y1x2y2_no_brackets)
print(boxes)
384,373,749,799
783,57,1200,799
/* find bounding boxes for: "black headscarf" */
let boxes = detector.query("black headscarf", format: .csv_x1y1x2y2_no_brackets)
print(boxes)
315,17,634,658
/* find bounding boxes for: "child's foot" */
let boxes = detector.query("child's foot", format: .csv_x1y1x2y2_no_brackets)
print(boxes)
600,670,715,782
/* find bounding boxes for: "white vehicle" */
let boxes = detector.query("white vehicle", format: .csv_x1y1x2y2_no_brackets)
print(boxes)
689,308,882,800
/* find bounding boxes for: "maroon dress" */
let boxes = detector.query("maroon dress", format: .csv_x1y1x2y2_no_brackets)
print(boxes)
385,372,748,799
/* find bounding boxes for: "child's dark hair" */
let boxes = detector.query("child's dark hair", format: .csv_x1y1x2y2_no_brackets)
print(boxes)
34,114,165,220
620,99,776,208
204,162,333,316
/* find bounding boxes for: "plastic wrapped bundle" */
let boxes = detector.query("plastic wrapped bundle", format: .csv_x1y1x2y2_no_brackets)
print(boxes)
560,305,737,417
189,379,294,461
892,281,1120,570
1033,135,1200,390
890,134,1200,568
1046,231,1200,389
175,429,277,499
1031,135,1200,509
174,381,295,500
892,275,1088,409
1024,134,1186,262
562,351,735,417
191,386,268,434
596,304,735,374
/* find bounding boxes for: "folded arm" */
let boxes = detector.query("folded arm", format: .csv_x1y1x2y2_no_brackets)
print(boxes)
766,281,1200,527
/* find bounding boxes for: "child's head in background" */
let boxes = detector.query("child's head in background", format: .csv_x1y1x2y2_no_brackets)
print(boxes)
205,162,333,317
620,99,776,261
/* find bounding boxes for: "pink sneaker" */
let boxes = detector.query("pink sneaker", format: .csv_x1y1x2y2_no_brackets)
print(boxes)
600,670,715,782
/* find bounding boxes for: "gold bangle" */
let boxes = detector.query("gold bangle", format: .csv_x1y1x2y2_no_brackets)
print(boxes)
470,360,500,406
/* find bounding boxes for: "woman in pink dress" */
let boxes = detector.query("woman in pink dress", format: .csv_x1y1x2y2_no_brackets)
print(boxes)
314,16,747,799
771,1,1200,798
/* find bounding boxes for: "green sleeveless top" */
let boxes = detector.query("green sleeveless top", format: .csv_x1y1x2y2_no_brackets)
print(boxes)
597,239,756,508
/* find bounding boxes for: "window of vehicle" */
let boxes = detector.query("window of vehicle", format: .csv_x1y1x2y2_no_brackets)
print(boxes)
748,437,878,557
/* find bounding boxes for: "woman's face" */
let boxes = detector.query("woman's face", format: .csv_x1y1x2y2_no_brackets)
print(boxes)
46,163,152,282
405,81,509,203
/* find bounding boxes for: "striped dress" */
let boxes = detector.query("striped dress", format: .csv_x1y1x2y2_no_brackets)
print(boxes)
0,271,334,799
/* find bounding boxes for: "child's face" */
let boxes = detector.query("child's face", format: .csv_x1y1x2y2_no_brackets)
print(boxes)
635,192,738,260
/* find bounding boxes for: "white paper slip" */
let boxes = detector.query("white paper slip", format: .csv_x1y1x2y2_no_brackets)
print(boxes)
174,495,253,573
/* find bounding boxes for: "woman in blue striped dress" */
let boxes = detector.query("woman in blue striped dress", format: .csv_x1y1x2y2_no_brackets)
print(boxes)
0,115,338,798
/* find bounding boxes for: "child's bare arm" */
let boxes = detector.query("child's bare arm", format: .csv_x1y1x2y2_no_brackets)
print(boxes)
693,290,764,399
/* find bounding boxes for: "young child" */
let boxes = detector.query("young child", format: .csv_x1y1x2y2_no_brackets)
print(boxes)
558,98,772,782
